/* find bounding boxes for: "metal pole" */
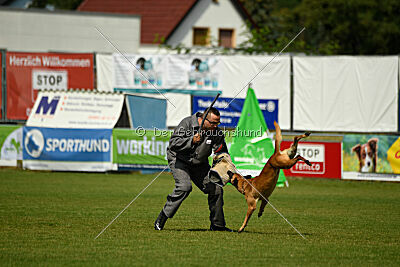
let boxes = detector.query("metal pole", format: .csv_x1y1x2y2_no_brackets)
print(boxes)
1,49,6,122
199,93,220,130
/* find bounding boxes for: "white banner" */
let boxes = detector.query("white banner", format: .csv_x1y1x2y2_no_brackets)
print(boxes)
293,56,398,132
22,160,115,172
108,54,291,128
26,90,124,129
113,54,220,93
113,54,219,93
96,53,113,92
219,55,291,129
342,172,400,182
96,54,201,127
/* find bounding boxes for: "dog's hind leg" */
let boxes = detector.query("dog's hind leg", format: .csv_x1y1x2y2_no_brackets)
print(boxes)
238,197,257,233
273,121,282,153
258,199,268,218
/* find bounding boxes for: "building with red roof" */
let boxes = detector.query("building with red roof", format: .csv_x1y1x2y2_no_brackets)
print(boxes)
78,0,254,50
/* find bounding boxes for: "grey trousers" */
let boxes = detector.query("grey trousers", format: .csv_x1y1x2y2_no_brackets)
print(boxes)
162,159,226,227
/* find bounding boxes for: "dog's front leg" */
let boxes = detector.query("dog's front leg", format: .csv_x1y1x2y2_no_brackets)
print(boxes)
294,155,311,166
275,154,312,169
238,197,257,233
287,132,311,158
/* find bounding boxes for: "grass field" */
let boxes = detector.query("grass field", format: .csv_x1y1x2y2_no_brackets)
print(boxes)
0,168,399,266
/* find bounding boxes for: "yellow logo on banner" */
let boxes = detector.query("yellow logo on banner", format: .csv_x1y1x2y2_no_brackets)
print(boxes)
387,137,400,173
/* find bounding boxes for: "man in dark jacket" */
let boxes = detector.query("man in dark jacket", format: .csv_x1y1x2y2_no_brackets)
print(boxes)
154,107,232,231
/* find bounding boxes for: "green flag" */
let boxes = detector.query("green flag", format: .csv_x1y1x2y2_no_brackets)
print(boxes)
229,87,286,187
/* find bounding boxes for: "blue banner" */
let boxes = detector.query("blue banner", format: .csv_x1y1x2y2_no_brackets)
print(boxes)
23,127,112,162
192,96,278,129
125,95,167,129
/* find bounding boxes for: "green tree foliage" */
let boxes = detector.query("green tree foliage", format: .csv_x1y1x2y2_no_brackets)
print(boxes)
295,0,400,54
239,0,400,55
29,0,83,10
237,0,307,54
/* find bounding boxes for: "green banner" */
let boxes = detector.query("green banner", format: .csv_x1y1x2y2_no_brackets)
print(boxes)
112,128,237,170
0,125,22,165
229,88,286,186
113,128,172,169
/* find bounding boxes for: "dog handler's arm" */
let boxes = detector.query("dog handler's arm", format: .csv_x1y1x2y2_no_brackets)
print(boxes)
169,119,195,153
213,129,229,155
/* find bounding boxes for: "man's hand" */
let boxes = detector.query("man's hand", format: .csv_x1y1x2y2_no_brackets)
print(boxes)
192,133,202,144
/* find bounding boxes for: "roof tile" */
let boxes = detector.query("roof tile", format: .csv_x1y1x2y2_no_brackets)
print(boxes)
78,0,197,44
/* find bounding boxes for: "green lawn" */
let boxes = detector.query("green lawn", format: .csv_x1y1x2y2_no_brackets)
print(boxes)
0,168,399,266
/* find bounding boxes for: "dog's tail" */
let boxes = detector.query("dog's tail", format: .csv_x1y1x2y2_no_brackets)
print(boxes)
274,121,281,154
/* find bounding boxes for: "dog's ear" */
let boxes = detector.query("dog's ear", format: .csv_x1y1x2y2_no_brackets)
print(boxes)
352,144,361,159
368,138,378,154
227,170,234,178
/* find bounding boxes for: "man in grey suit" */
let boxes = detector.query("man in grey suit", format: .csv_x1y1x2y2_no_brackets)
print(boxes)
154,107,232,231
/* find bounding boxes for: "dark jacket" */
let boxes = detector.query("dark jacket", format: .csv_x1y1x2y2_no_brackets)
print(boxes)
167,112,228,165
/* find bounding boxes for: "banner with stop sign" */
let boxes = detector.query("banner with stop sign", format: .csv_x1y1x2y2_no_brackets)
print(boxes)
32,70,68,91
5,51,94,120
281,141,342,179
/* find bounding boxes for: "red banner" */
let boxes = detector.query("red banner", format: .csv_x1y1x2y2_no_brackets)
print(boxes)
6,52,94,120
281,141,342,179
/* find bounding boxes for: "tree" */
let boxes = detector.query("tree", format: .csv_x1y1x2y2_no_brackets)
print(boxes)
240,0,400,55
236,0,309,54
29,0,84,10
295,0,400,54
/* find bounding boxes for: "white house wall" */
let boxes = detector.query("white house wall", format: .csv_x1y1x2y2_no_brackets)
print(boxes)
0,8,140,53
167,0,248,48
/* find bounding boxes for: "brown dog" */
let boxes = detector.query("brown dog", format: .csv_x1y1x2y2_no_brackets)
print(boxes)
227,121,311,233
351,138,378,173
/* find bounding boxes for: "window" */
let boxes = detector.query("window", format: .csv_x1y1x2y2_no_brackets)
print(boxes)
193,28,209,46
219,29,234,48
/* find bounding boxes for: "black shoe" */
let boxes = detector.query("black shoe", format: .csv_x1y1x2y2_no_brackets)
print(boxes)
210,224,233,232
154,210,168,231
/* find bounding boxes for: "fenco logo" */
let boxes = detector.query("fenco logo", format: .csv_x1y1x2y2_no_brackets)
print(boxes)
25,129,44,158
35,96,60,115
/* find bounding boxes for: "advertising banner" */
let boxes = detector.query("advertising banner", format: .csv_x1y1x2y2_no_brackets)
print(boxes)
113,128,239,171
23,127,113,172
6,52,94,120
229,88,286,186
193,96,278,129
125,95,167,129
0,52,2,119
113,54,221,95
342,134,400,181
0,125,22,166
282,141,342,179
113,128,171,170
27,90,124,129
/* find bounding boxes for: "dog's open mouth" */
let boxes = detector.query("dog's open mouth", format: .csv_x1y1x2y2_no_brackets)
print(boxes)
210,153,239,186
